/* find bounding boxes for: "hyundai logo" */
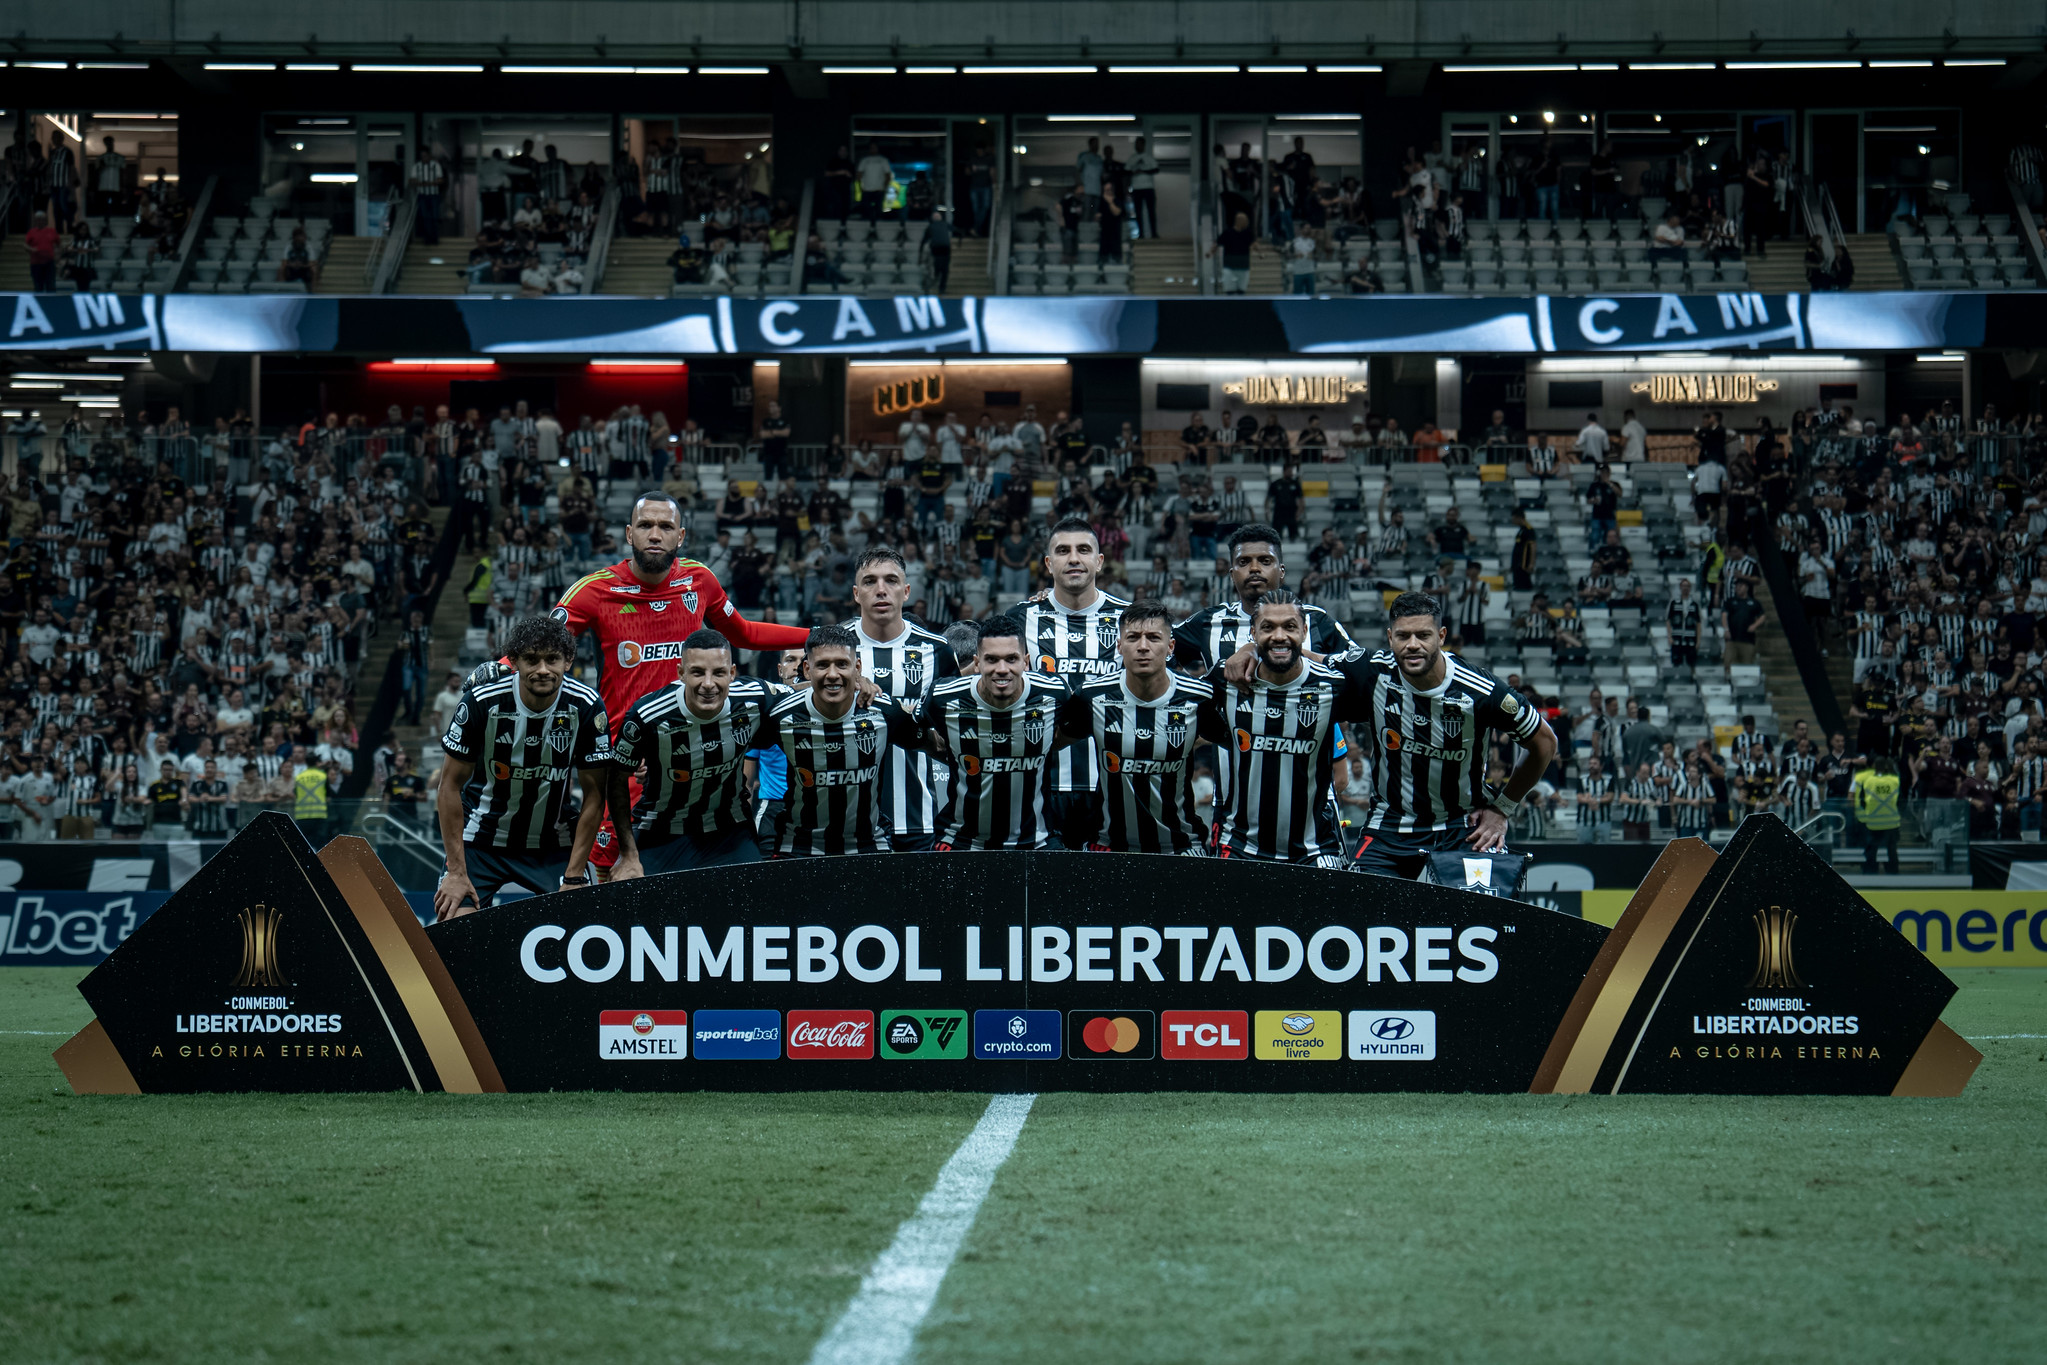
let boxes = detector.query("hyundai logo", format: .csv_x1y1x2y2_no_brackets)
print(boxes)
1370,1017,1415,1041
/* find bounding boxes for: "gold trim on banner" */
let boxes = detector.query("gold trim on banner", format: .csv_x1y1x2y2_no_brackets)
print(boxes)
1891,1020,1982,1098
318,838,505,1094
53,1018,141,1095
1530,839,1718,1094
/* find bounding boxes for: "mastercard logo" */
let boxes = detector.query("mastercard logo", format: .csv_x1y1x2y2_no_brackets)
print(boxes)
1080,1016,1143,1054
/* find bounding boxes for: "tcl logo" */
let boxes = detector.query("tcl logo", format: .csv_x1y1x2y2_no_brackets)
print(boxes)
786,1010,875,1059
1161,1010,1249,1060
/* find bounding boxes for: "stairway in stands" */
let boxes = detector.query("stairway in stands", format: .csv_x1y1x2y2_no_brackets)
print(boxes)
941,242,992,298
392,238,478,295
312,236,377,294
0,238,29,290
598,240,677,295
1743,234,1903,293
1128,238,1201,295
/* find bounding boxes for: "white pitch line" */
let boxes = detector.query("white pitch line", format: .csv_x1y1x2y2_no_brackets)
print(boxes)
0,1030,69,1035
1969,1034,2047,1039
807,1092,1036,1365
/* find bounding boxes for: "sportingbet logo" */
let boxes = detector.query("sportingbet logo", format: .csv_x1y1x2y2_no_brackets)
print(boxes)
616,640,688,668
880,1009,968,1059
598,1009,687,1060
691,1008,782,1060
1347,1009,1437,1061
786,1009,875,1059
1254,1009,1342,1060
1161,1010,1249,1060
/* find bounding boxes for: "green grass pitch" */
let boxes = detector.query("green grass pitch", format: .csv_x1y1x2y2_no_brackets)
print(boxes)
3,967,2043,1364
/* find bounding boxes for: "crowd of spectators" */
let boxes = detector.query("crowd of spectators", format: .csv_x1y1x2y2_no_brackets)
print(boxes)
0,408,436,842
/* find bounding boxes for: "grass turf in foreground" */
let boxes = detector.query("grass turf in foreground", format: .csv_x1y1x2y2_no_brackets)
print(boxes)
922,968,2047,1365
1,968,2043,1364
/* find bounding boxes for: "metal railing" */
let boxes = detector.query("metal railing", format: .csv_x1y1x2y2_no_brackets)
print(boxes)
160,174,218,294
579,175,623,295
990,185,1014,296
1795,177,1836,270
366,189,418,295
2006,175,2047,289
1192,189,1215,296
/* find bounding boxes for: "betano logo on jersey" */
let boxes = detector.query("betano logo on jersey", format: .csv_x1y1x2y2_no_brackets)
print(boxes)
1384,726,1468,762
1041,655,1120,677
1236,729,1318,755
795,764,881,788
1105,753,1177,775
959,753,1047,777
492,761,570,781
670,755,744,784
617,640,688,668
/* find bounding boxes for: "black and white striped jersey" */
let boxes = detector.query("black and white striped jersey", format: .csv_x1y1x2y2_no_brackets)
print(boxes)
1340,649,1544,835
755,690,922,856
920,673,1070,849
1673,778,1715,831
1197,659,1365,862
1170,599,1356,671
1008,589,1129,791
1056,672,1214,853
1666,596,1703,645
845,619,958,836
612,677,789,841
441,673,611,852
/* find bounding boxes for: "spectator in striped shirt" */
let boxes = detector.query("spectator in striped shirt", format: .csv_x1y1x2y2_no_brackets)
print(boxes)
1575,757,1615,842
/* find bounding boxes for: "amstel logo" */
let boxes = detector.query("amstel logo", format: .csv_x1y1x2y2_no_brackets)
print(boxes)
232,903,286,990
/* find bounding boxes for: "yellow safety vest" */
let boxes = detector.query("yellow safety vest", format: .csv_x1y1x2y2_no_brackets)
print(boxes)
465,557,493,605
1853,770,1901,830
294,766,329,820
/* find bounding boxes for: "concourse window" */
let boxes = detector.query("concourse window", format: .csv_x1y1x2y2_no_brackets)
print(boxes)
1863,110,1961,225
1602,112,1739,218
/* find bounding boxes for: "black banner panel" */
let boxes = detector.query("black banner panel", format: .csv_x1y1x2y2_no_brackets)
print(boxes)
432,852,1606,1093
57,815,1980,1098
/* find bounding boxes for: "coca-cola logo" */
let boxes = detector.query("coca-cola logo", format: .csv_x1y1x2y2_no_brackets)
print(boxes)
785,1010,876,1059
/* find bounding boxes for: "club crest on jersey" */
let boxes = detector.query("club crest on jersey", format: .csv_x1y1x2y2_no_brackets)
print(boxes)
854,718,880,754
681,591,699,614
548,717,573,752
732,717,757,748
1095,617,1121,649
1295,691,1320,728
1021,710,1049,745
1165,712,1188,748
903,647,926,686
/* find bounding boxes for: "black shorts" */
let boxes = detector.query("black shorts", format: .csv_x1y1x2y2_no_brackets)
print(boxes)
454,844,571,907
1217,844,1351,869
1351,825,1475,880
1045,791,1103,851
637,825,764,874
890,832,937,853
